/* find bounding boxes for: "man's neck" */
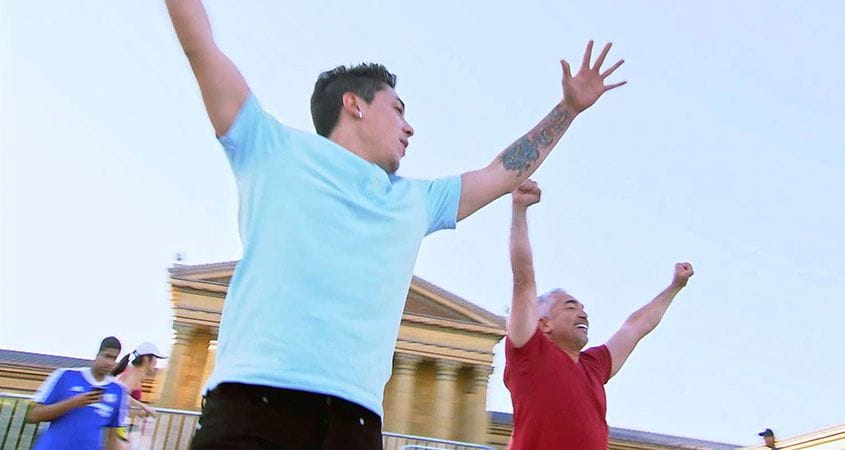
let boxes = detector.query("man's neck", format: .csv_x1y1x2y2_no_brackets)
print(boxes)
329,126,388,173
561,347,580,363
90,368,106,382
548,335,581,362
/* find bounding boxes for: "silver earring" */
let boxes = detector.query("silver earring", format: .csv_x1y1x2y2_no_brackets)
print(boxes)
357,111,363,119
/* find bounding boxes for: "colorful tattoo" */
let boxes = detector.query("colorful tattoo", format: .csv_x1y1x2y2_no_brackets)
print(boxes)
499,104,572,176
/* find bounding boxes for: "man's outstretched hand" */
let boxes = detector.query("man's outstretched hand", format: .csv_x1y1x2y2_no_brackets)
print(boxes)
561,41,626,114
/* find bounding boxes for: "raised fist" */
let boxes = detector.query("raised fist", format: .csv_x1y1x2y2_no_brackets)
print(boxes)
513,179,541,208
672,262,694,288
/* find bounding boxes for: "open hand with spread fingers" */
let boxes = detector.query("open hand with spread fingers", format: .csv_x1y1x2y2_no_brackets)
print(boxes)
561,41,626,114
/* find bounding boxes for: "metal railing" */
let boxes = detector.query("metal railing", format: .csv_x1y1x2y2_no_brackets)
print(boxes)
1,393,493,450
0,393,47,450
383,432,494,449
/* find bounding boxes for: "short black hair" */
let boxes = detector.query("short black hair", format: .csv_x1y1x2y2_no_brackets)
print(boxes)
99,336,121,353
310,63,397,137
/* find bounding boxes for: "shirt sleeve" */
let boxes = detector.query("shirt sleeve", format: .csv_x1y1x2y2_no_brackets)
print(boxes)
217,93,278,176
582,345,612,384
32,369,66,404
421,175,462,235
505,328,546,374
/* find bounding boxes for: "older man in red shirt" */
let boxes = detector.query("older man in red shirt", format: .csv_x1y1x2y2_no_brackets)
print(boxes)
504,180,694,449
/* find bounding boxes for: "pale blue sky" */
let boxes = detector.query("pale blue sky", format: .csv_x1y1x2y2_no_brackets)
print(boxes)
2,1,843,446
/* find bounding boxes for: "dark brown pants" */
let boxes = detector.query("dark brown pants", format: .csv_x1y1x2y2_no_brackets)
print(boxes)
190,383,383,450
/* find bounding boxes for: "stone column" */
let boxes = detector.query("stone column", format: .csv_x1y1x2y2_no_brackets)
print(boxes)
198,335,218,403
384,353,422,434
430,359,462,440
158,325,194,408
464,364,493,444
182,328,212,409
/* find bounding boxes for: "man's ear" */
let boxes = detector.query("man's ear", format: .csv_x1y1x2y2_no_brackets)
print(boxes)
341,92,364,119
538,317,551,334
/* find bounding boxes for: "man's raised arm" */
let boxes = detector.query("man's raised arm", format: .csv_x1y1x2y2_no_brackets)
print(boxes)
458,41,625,221
605,263,694,378
166,0,249,137
507,180,542,348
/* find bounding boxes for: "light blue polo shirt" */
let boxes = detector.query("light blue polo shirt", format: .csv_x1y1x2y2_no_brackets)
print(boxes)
204,94,461,416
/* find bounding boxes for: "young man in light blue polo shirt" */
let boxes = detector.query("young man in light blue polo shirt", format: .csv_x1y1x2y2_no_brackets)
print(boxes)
166,1,626,448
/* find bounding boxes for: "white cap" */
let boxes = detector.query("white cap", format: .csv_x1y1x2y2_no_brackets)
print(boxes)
132,342,168,359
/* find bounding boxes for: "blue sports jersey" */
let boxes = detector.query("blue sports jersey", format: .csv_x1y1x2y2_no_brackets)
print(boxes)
32,367,127,450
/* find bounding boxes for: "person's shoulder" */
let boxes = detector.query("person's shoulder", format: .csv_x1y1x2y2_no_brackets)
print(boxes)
40,367,73,387
275,121,316,139
506,328,550,356
580,345,612,379
388,173,446,195
33,367,76,401
220,93,316,149
581,344,610,361
393,174,459,184
275,123,341,156
583,343,608,353
386,174,415,189
59,367,86,379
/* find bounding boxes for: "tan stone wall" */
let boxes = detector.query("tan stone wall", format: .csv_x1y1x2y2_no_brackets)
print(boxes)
0,367,48,394
486,424,512,450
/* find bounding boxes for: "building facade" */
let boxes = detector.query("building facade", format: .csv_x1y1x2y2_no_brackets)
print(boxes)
161,261,506,443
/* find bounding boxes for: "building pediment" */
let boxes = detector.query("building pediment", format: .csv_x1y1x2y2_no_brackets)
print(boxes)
168,261,506,338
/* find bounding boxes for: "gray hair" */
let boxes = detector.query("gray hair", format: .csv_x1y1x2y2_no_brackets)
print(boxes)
538,288,569,318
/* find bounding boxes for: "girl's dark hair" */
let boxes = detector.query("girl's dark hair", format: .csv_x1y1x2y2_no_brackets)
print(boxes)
111,352,153,376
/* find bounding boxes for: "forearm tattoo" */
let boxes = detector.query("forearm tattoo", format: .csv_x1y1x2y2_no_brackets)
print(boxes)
499,103,572,176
